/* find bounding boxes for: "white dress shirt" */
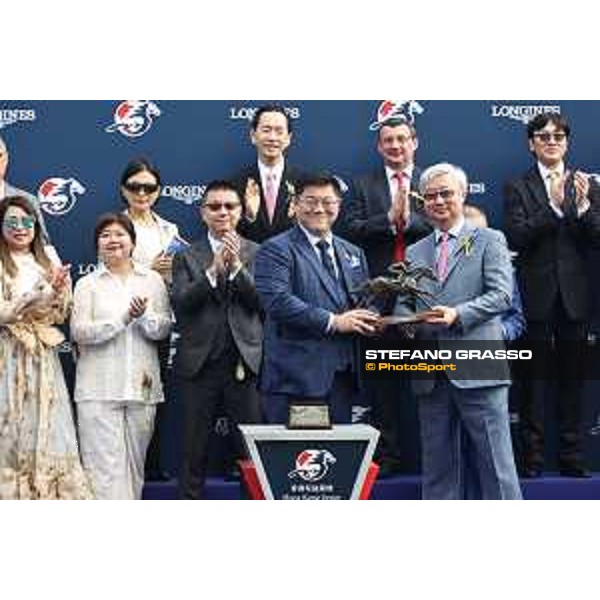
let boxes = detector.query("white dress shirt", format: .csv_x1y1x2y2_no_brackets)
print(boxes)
71,261,172,403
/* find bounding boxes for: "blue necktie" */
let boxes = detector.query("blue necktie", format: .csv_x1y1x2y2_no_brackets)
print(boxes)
317,240,337,281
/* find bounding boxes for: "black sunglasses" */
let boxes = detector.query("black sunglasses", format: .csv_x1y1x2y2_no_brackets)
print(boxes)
124,182,160,195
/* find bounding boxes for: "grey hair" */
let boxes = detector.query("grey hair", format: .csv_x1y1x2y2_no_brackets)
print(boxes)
0,134,6,153
419,162,468,194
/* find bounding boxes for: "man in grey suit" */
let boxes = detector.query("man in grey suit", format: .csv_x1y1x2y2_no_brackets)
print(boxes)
395,163,521,500
0,134,50,242
171,180,263,499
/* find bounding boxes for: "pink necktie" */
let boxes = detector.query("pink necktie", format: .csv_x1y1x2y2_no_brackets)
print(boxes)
437,231,449,280
392,172,407,262
265,172,277,223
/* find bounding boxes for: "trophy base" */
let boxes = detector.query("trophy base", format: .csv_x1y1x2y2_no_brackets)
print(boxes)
287,404,332,430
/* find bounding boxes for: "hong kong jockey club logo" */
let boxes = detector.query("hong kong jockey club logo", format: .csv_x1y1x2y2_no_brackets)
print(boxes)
288,449,336,483
369,100,425,130
38,177,86,216
105,100,161,138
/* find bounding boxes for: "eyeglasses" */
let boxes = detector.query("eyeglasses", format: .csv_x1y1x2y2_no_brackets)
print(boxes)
422,189,456,202
203,202,241,212
124,182,160,195
3,215,36,230
298,196,340,210
533,132,567,144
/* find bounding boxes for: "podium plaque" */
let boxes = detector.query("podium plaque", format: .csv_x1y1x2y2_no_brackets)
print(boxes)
239,425,380,500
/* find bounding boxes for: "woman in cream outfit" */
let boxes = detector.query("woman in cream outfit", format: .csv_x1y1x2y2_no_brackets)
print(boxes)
0,195,92,499
71,213,171,499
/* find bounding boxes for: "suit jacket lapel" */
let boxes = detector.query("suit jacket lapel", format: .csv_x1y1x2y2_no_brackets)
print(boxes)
333,238,361,305
443,225,479,285
526,167,551,209
292,227,344,308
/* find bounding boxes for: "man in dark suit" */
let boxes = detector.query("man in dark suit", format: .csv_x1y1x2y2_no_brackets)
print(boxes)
171,180,263,499
338,117,433,476
255,173,379,424
340,117,432,277
232,105,304,244
504,113,600,478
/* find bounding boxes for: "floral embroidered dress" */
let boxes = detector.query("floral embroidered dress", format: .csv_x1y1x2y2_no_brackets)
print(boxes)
0,253,92,499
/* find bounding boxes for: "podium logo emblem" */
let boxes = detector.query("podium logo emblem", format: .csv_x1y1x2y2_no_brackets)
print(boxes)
288,449,336,482
38,177,86,215
105,100,161,138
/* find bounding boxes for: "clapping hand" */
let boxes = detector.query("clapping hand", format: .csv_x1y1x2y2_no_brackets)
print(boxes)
221,231,242,271
244,178,261,221
128,296,148,320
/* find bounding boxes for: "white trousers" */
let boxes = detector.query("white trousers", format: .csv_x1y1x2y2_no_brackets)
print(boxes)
77,402,156,500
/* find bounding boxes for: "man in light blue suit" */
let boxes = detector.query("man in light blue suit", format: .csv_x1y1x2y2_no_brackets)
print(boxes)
395,163,521,499
255,173,379,424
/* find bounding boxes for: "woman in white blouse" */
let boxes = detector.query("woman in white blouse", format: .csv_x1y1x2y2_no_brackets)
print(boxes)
120,158,181,280
71,213,171,499
120,158,182,481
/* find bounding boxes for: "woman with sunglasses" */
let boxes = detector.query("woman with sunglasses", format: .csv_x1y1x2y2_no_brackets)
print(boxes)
120,158,184,282
0,196,92,499
120,158,183,481
71,213,171,499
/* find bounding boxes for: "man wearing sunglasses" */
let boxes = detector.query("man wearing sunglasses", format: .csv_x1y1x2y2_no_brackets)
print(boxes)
171,180,263,499
504,113,600,479
0,134,50,243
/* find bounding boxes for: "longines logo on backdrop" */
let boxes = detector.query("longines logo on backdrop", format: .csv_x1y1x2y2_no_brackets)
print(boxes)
38,177,86,216
369,100,425,130
229,105,301,121
490,103,561,124
161,184,206,205
104,100,161,138
0,107,37,130
469,182,486,195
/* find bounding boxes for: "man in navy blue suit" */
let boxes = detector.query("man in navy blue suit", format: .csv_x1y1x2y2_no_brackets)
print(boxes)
255,173,379,424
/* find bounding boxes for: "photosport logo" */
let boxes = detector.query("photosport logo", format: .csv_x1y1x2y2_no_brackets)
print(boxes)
288,449,336,483
104,100,161,138
228,104,301,122
38,177,86,216
0,106,37,130
369,100,425,130
490,103,561,124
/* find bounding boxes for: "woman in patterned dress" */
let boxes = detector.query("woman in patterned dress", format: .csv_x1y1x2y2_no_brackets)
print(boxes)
0,195,92,499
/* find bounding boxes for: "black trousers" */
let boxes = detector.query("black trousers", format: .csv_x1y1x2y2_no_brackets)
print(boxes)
368,377,406,469
520,297,587,471
178,355,262,499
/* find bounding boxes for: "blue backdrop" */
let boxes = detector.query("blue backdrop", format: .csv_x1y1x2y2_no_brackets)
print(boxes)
2,99,600,473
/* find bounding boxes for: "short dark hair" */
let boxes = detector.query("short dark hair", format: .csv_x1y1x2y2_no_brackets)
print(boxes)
119,157,162,203
201,180,241,204
295,173,343,198
527,114,570,140
94,212,136,249
377,117,417,141
251,104,292,133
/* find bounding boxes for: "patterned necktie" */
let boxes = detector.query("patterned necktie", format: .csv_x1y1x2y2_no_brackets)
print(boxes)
316,239,337,281
392,172,407,262
265,172,277,223
548,170,562,204
436,231,450,280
